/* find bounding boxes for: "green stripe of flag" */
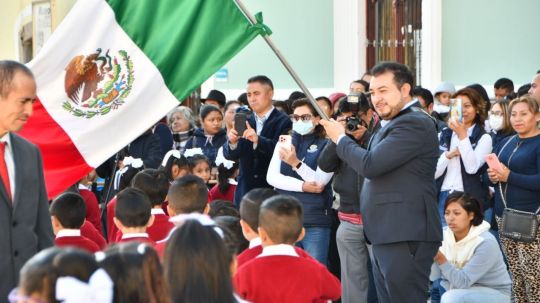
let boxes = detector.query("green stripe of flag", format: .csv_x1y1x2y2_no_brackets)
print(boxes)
107,0,262,101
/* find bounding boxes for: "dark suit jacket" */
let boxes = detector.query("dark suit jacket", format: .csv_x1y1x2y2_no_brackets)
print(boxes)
223,109,291,205
336,109,442,245
0,133,54,301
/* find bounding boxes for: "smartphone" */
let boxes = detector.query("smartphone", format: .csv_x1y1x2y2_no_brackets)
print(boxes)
234,112,247,136
279,135,292,150
450,98,463,122
485,153,503,173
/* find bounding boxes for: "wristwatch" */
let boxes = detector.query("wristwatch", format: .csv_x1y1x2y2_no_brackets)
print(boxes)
295,161,303,170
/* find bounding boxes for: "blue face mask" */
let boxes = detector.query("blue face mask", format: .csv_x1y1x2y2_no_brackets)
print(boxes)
293,120,314,135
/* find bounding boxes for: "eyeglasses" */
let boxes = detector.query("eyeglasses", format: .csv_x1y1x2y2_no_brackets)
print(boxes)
289,114,313,122
489,110,503,117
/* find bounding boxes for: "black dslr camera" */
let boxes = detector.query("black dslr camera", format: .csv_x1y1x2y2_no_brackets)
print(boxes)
345,93,369,132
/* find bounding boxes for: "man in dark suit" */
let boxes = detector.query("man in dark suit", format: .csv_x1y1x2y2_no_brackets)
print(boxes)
321,62,442,303
0,61,54,300
223,75,291,206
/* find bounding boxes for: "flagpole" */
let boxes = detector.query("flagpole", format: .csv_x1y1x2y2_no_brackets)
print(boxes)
234,0,330,121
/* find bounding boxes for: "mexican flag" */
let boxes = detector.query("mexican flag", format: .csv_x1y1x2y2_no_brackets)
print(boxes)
20,0,266,199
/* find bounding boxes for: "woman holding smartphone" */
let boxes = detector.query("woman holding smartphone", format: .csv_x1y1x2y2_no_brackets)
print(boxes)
435,88,492,226
488,95,540,303
266,98,333,265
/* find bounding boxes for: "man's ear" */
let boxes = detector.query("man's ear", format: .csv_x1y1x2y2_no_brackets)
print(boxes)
203,203,210,215
400,83,412,99
296,227,306,243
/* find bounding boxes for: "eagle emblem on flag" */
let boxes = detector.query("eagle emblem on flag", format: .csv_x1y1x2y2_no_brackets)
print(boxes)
62,48,134,118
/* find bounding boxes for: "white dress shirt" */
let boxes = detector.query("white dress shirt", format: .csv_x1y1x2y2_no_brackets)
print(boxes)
435,124,492,192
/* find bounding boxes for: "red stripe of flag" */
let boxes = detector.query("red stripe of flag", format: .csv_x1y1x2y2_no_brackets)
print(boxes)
19,97,93,199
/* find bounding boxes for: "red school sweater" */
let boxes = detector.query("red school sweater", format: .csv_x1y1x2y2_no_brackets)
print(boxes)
234,254,341,303
81,220,107,249
56,236,100,253
78,187,103,234
147,212,174,242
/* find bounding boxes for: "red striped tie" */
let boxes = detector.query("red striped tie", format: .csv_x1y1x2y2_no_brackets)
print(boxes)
0,142,12,200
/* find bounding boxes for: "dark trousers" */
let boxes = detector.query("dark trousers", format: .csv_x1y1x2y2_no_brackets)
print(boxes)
371,241,439,303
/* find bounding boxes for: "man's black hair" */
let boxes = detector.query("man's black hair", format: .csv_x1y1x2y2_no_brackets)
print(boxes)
247,75,274,90
370,61,414,95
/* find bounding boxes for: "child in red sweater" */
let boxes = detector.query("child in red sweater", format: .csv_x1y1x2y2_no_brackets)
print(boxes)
50,192,100,253
234,195,341,303
106,160,144,243
78,169,102,234
208,153,238,202
113,188,155,245
154,174,210,257
237,188,311,267
237,188,278,266
128,169,173,242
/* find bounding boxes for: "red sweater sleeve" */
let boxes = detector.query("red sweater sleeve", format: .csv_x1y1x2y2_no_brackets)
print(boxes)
79,189,103,234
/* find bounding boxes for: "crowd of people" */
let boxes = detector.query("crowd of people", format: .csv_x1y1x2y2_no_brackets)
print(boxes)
1,58,540,303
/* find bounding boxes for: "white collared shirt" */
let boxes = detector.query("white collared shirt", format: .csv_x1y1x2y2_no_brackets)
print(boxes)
121,232,149,239
258,244,299,258
0,133,15,197
78,183,90,191
255,107,274,136
435,124,492,192
151,208,165,215
249,237,262,249
56,229,82,238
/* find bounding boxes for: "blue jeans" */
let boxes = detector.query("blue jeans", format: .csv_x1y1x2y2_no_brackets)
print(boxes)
439,191,450,227
430,278,446,303
441,287,510,303
297,227,331,265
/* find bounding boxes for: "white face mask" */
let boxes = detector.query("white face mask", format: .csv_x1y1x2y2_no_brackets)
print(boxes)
292,120,314,136
489,115,504,131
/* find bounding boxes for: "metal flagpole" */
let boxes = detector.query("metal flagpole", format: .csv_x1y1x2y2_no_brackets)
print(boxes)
234,0,330,121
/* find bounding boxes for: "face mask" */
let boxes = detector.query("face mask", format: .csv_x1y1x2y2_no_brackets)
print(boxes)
293,120,314,136
489,115,503,131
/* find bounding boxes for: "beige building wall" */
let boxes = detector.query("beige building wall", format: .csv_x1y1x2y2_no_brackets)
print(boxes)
0,0,76,61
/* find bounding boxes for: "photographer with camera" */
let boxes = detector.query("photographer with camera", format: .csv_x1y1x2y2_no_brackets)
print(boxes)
337,92,380,148
318,92,379,303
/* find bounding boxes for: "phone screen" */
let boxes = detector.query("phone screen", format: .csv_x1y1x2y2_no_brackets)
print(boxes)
450,98,463,122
